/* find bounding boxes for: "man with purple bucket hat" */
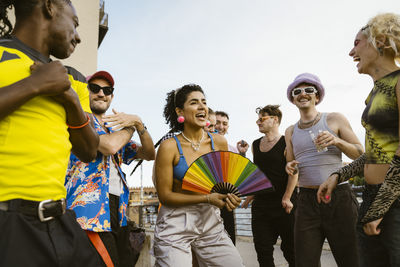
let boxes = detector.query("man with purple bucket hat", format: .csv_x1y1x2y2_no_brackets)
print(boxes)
284,73,363,267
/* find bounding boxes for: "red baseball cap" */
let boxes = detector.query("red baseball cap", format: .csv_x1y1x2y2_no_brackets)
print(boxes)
86,70,114,87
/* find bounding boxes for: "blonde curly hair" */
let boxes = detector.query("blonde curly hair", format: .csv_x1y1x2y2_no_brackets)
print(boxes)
361,13,400,63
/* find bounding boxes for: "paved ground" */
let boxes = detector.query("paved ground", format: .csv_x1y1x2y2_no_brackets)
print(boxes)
236,236,336,267
145,232,337,266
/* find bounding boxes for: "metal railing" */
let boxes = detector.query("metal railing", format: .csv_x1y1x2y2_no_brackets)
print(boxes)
128,204,158,229
129,185,364,237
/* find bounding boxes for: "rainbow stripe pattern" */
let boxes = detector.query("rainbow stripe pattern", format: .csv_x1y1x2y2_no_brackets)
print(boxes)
182,151,273,196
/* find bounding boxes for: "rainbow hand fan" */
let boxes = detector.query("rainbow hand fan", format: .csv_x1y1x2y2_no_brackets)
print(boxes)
182,151,274,197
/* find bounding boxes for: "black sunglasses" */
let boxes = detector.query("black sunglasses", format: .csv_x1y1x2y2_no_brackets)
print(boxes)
88,83,114,96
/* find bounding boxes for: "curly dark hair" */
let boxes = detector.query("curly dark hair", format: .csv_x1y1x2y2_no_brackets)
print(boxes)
0,0,72,37
163,84,205,132
0,0,14,37
256,104,282,124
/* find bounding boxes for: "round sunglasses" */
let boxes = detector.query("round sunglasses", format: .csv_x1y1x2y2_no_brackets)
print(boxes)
88,83,114,96
256,115,276,123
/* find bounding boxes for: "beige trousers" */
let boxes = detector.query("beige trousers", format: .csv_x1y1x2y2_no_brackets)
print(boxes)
152,203,244,267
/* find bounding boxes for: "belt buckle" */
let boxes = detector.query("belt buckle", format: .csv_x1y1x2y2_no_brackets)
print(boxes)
0,201,8,211
38,199,54,222
60,198,66,215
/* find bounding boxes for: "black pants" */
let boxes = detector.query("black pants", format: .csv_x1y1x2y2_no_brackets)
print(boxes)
295,184,359,267
252,198,295,267
0,209,103,267
357,184,400,267
98,194,133,267
220,207,236,245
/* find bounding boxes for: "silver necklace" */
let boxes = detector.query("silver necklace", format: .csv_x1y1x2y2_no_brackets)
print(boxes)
261,135,280,150
181,131,205,151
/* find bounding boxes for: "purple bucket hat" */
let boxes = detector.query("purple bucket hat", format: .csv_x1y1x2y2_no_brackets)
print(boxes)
287,73,325,105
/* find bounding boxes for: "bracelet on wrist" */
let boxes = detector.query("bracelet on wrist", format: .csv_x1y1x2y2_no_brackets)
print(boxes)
137,124,147,136
67,114,90,129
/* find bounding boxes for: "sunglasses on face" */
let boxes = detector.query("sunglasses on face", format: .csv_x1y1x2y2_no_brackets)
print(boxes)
291,86,317,97
256,115,275,123
88,83,114,96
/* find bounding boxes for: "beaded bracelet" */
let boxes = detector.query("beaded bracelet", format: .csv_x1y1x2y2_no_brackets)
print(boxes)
67,114,90,129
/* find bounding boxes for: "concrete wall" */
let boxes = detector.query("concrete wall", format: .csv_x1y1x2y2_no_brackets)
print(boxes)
62,0,99,76
6,0,100,76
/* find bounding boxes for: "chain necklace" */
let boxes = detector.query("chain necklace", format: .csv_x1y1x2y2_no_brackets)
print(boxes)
181,131,205,151
260,134,281,151
262,134,280,143
299,112,320,129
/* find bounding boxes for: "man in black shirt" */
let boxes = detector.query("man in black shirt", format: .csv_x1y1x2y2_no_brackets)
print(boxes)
243,105,297,267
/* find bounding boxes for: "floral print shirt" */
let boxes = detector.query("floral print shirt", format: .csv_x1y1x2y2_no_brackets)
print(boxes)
65,117,138,232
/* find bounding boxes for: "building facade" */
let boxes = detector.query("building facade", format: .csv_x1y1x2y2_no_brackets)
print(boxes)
6,0,107,76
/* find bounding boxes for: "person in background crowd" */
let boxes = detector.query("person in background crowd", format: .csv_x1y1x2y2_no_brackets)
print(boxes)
215,110,249,155
215,110,249,244
243,105,297,267
205,107,217,133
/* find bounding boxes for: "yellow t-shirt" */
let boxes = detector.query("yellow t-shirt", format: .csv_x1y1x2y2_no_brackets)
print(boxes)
0,37,91,202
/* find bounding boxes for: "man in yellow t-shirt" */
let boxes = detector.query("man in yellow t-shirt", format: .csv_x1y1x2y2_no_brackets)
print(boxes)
0,1,102,266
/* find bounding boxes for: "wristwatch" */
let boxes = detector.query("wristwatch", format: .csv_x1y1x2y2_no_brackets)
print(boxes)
137,124,147,136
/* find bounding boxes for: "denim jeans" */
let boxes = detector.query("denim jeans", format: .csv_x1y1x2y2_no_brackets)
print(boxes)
358,184,400,267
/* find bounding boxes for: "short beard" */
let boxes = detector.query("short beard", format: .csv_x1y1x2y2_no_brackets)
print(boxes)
90,104,109,115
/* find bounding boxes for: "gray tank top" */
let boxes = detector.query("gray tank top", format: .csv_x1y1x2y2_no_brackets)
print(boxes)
292,113,342,186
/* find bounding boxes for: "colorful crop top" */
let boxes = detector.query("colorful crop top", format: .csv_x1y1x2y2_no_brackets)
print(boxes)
362,70,400,164
173,132,215,181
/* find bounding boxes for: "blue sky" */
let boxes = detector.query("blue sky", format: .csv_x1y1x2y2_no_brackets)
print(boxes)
97,0,399,187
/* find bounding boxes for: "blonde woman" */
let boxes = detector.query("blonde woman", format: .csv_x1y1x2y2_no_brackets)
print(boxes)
318,13,400,267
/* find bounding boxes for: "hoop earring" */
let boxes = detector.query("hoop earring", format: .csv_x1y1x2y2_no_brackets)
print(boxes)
177,116,185,123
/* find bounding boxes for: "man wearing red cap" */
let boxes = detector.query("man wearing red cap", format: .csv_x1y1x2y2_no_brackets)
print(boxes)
65,71,155,266
284,73,363,267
